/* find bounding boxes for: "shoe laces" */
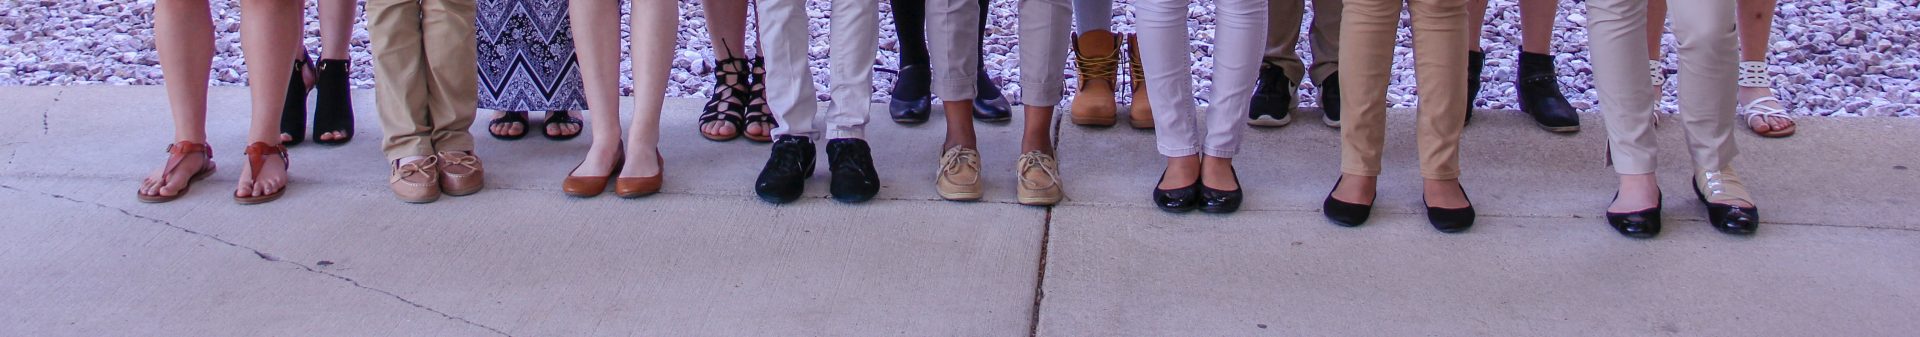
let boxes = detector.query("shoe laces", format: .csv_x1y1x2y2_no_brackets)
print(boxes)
391,156,439,184
830,143,873,174
765,140,810,175
1017,151,1060,189
939,147,981,185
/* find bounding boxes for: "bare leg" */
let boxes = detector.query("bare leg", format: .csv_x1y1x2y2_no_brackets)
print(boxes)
943,101,977,150
1158,155,1202,189
1519,0,1554,54
1020,106,1052,154
700,0,749,138
1736,0,1792,133
1467,0,1486,52
1331,173,1377,205
623,0,677,178
319,0,355,60
1609,173,1660,212
1201,156,1237,190
236,0,302,198
1646,0,1665,59
568,0,624,177
141,0,215,198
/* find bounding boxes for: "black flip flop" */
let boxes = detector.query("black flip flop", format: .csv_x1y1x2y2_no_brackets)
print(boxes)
489,111,530,140
541,111,584,141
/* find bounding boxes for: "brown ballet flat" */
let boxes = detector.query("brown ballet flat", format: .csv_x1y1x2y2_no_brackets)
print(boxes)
137,141,217,203
234,142,289,205
614,150,664,199
562,151,622,198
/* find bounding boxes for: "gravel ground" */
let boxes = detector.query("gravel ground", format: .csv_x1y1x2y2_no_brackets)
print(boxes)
2,0,1913,116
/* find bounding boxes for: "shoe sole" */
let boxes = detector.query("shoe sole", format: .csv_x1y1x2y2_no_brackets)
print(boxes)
1070,115,1117,127
939,190,984,201
831,193,875,203
396,194,440,204
1534,120,1580,133
1248,113,1294,127
235,190,285,205
1321,115,1341,128
1016,192,1062,206
443,185,483,197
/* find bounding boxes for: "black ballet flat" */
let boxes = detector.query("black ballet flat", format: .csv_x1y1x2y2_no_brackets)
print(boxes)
1605,192,1663,238
1424,183,1475,233
1693,178,1759,235
1322,177,1374,227
1199,167,1242,214
1153,172,1202,213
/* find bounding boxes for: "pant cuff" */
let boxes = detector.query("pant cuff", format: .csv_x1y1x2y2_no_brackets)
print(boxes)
1202,146,1239,159
1421,170,1462,180
1340,167,1381,177
1158,145,1201,158
827,127,865,140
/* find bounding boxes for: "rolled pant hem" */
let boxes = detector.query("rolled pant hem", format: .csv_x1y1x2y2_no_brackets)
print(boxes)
1202,147,1239,159
935,77,978,101
1420,170,1462,181
385,145,438,162
1612,166,1657,176
1340,167,1381,177
827,128,866,140
1158,146,1201,158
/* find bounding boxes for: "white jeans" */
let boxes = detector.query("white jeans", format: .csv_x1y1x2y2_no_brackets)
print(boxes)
757,0,877,139
1586,0,1739,174
1136,0,1267,158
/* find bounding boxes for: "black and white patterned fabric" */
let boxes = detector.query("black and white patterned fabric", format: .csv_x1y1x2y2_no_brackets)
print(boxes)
476,0,588,112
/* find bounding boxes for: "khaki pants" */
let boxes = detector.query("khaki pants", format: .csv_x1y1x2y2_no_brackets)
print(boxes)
1338,0,1469,180
926,0,982,101
1266,0,1341,89
1587,0,1738,174
367,0,479,160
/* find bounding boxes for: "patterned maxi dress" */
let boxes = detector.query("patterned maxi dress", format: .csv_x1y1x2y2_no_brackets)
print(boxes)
476,0,588,112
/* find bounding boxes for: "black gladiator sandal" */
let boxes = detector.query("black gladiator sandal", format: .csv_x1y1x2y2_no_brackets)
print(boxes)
743,57,778,143
700,57,752,142
279,54,313,146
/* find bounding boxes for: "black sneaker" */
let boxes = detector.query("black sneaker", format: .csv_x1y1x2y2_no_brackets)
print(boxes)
972,69,1013,123
1319,72,1342,128
826,138,881,203
1248,62,1295,127
755,135,815,203
890,65,933,124
1516,52,1581,132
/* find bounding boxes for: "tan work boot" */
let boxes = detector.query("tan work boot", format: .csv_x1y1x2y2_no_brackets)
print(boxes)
1069,30,1121,127
1126,33,1154,129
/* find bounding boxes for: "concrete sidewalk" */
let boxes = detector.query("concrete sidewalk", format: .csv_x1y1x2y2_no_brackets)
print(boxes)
1,86,1916,336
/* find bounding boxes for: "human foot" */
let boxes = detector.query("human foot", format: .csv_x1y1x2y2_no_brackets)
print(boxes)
1422,179,1471,209
234,142,289,204
137,141,215,202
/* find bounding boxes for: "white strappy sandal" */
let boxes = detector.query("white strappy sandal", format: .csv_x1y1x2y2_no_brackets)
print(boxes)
1736,61,1796,138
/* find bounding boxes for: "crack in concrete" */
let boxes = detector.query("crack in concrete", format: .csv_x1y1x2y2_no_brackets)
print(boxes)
1026,205,1054,337
0,184,515,337
43,89,60,135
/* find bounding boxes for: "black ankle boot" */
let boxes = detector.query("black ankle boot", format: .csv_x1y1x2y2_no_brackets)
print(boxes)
1319,72,1342,128
972,69,1012,123
1465,51,1484,126
890,65,933,124
279,57,310,146
1517,52,1581,132
1248,62,1295,127
312,59,355,145
755,135,816,204
827,138,881,203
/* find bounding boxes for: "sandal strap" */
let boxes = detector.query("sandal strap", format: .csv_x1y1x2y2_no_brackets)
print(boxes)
1738,61,1771,88
1739,96,1793,119
243,142,288,181
162,141,213,181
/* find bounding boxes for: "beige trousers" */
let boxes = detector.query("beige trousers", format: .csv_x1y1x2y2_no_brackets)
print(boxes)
1266,0,1341,88
1338,0,1469,180
367,0,479,160
1587,0,1739,174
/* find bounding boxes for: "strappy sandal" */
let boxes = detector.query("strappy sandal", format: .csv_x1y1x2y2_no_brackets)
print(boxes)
700,57,752,142
234,142,290,205
489,111,530,140
743,57,777,143
541,110,584,141
312,59,355,145
1737,61,1796,138
279,53,314,146
136,141,217,203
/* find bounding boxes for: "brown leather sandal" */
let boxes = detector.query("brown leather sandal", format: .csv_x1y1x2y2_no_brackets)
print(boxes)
234,142,290,205
137,141,217,203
